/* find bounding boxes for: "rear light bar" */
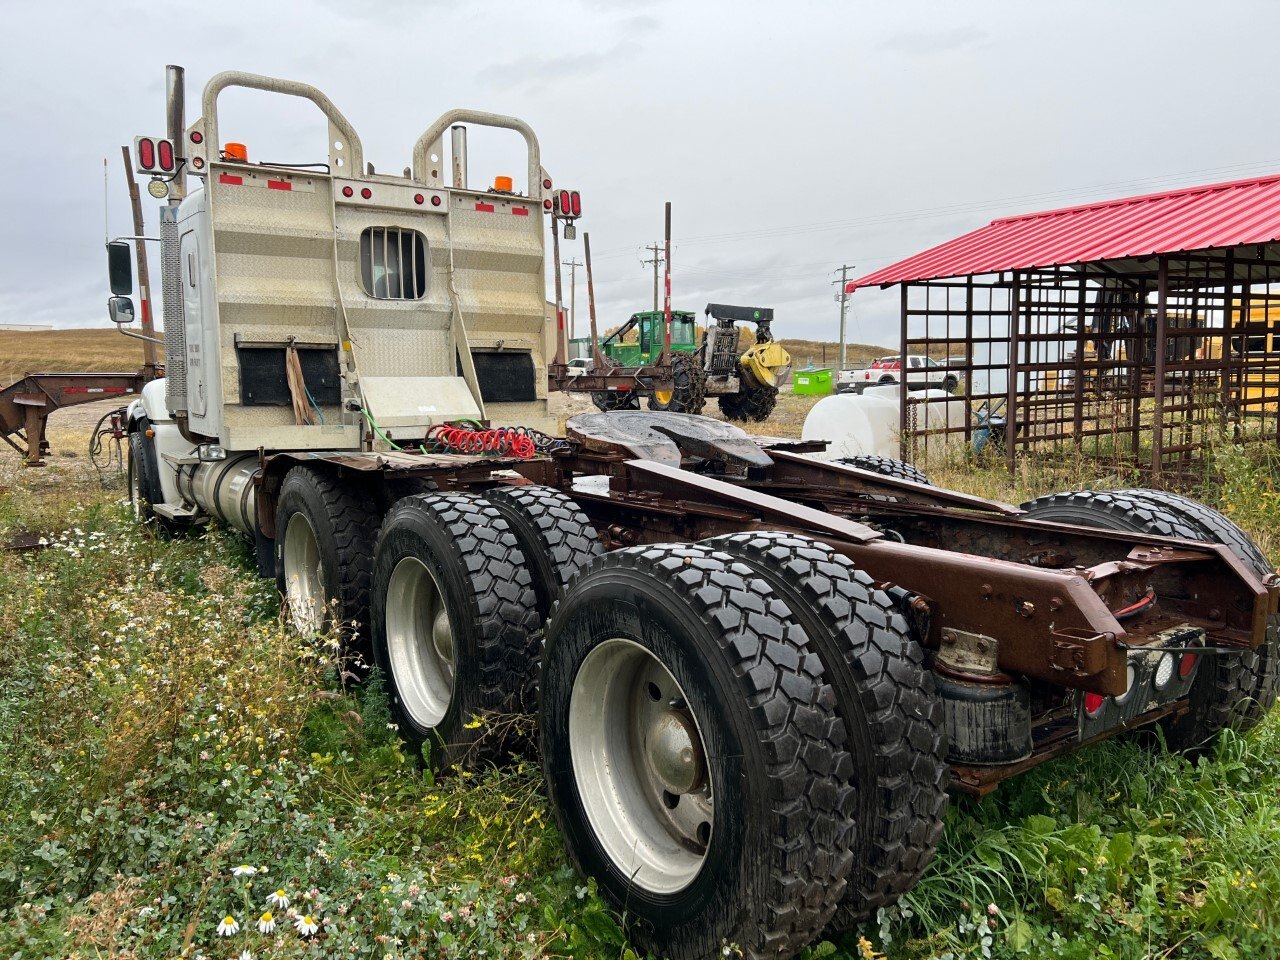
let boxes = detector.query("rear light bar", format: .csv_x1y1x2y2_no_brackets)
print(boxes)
553,189,583,220
134,136,177,175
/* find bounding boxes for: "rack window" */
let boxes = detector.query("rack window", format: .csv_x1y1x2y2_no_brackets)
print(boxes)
359,227,427,300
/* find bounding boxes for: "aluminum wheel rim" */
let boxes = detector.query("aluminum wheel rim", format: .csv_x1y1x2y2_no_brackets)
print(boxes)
569,638,713,894
129,460,142,520
283,512,325,634
384,556,455,728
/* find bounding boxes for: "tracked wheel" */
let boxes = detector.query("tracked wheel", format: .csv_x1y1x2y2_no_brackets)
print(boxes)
705,531,948,930
371,493,540,769
541,543,854,959
1021,489,1278,750
591,359,641,412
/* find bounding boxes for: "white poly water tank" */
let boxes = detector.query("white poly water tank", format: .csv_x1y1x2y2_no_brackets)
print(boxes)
800,386,900,460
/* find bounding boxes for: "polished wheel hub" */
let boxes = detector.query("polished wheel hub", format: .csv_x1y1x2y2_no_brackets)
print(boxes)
385,556,455,728
569,638,714,895
283,513,324,634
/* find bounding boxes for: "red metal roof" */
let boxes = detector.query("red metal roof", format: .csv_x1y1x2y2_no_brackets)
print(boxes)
847,172,1280,291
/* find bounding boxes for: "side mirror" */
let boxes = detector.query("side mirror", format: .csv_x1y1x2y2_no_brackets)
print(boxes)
108,296,136,326
107,240,133,296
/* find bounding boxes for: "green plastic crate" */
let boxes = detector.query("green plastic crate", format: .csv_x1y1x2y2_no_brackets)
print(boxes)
792,368,833,396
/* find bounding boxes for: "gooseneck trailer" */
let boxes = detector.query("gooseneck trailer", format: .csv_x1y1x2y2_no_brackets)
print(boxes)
112,68,1279,960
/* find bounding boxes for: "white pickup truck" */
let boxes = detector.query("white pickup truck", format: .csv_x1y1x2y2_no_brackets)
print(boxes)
837,355,960,394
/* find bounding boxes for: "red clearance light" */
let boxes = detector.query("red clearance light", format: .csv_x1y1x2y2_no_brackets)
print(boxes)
570,190,581,217
190,131,203,144
138,138,155,169
157,140,174,172
542,177,552,189
414,193,424,205
543,198,552,210
430,195,442,207
342,186,354,198
360,187,372,200
1179,651,1199,678
1083,692,1106,717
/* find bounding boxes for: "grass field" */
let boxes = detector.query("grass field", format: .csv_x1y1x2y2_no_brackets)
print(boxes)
2,385,1280,959
0,328,148,386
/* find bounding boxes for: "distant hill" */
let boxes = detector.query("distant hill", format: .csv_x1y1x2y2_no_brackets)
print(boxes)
0,328,148,386
776,338,891,371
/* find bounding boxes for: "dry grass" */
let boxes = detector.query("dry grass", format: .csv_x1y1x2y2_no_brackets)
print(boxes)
0,329,147,386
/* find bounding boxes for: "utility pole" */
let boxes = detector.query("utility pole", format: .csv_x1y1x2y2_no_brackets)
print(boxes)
642,242,665,311
562,257,583,339
832,264,856,372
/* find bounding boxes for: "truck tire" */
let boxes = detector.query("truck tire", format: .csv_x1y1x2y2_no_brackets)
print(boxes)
127,428,162,526
1020,490,1277,750
372,493,540,769
541,543,854,960
480,485,604,623
835,455,932,486
1114,489,1280,736
703,532,948,931
276,466,379,641
591,359,641,412
718,377,778,422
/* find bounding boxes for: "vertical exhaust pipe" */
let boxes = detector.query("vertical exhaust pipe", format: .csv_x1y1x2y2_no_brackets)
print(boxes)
165,65,186,201
451,125,468,189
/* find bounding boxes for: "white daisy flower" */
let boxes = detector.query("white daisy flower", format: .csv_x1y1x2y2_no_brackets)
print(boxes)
239,951,253,960
257,911,276,934
231,865,257,877
216,914,240,936
267,889,290,909
294,914,319,936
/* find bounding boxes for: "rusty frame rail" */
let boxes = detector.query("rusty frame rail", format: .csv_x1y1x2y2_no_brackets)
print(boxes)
0,371,153,466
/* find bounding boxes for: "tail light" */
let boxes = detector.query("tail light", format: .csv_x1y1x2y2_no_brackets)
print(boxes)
1179,651,1199,678
157,139,175,172
1083,692,1106,717
137,137,156,170
570,190,582,217
558,189,570,214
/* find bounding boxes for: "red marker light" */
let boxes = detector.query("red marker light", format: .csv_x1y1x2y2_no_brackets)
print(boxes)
1083,692,1106,717
157,140,174,171
1179,651,1199,678
414,193,424,205
570,190,581,217
190,130,203,144
138,138,155,169
430,195,442,207
360,187,372,200
543,198,552,210
342,186,354,198
542,178,552,189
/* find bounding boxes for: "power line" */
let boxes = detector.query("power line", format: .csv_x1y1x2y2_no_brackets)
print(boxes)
640,242,665,311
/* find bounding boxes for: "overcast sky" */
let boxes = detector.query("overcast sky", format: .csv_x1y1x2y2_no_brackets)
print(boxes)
5,0,1280,353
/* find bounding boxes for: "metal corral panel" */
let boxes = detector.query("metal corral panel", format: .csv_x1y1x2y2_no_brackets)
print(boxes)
848,172,1280,290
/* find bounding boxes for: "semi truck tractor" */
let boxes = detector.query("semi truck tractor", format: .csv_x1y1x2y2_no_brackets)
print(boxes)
112,67,1279,960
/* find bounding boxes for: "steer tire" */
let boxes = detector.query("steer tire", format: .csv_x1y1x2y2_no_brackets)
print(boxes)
276,466,379,642
372,493,540,770
1020,489,1275,751
704,531,948,931
541,543,855,960
127,426,165,529
481,485,605,624
835,455,932,486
